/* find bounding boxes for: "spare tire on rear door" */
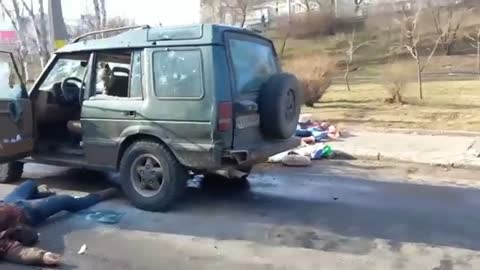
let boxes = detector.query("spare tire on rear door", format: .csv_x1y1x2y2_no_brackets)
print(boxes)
259,73,302,139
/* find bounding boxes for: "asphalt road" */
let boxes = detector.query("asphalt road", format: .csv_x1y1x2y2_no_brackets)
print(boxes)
1,160,480,270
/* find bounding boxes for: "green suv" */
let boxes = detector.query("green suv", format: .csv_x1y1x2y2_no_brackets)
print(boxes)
0,24,301,211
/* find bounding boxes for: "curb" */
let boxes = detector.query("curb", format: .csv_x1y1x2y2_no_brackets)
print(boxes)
332,150,480,171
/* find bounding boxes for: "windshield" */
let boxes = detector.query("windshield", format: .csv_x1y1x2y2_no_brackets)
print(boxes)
0,52,26,99
40,58,88,91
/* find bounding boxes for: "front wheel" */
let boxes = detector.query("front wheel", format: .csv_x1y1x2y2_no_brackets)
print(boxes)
119,141,188,212
0,161,24,183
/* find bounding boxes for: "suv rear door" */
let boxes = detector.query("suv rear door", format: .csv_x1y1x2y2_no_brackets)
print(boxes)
225,32,279,149
0,51,34,163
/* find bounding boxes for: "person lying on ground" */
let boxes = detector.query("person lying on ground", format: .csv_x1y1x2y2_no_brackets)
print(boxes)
295,122,341,144
0,180,117,267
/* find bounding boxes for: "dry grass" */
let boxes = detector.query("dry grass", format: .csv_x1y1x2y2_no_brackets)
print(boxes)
303,80,480,131
283,55,338,107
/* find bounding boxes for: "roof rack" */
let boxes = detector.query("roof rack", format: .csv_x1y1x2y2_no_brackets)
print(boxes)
72,25,150,43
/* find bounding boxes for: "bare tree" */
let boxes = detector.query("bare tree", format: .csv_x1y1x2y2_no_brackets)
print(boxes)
465,29,480,80
344,29,368,91
99,0,107,30
22,0,50,68
92,0,102,30
224,0,264,27
302,0,312,11
428,1,469,55
401,8,441,99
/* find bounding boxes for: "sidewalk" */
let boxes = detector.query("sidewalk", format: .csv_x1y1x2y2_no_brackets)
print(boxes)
328,131,480,169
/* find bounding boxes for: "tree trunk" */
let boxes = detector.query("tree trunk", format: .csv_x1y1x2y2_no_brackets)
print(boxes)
22,59,31,83
99,0,107,29
92,0,102,30
344,63,351,91
38,0,50,61
417,62,423,99
280,24,291,57
477,42,480,80
240,11,246,28
304,0,310,11
446,42,454,56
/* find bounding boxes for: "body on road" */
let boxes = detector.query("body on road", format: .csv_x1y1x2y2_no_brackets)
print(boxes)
1,161,480,269
0,180,116,266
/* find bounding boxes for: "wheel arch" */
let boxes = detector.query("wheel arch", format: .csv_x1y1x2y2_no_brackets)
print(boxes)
116,133,175,170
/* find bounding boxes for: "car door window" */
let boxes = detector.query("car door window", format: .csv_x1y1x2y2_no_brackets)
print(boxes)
91,50,142,98
0,53,25,99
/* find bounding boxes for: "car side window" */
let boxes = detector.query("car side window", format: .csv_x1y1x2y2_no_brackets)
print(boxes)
229,38,277,93
152,50,203,98
129,51,142,98
0,53,25,99
91,50,143,99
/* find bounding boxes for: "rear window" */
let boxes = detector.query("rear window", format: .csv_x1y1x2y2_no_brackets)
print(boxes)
229,38,277,93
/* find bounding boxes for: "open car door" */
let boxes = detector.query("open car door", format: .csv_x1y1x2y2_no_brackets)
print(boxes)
0,51,34,163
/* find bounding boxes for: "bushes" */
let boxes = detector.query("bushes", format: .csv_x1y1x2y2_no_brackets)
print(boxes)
277,11,335,39
383,62,413,103
283,55,337,107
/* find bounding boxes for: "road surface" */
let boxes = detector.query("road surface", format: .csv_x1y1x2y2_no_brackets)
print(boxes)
1,160,480,270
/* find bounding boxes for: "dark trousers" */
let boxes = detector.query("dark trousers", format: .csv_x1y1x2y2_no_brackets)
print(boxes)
4,180,101,225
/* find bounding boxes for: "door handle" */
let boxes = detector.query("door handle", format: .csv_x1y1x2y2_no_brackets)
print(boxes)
122,111,136,117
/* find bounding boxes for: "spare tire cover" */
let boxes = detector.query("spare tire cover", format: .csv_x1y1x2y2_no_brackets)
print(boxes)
259,73,302,139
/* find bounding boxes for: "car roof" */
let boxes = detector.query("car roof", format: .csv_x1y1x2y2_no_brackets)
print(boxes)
56,24,268,53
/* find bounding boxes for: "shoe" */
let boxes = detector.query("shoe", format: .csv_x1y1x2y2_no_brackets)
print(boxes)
37,184,56,197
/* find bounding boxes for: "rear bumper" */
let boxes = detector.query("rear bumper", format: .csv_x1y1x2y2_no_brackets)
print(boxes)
225,137,301,167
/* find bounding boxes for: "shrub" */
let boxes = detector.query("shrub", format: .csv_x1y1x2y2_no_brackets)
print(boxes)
283,55,337,107
383,62,413,103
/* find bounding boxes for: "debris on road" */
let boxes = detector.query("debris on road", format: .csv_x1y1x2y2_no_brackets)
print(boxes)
78,244,87,255
281,155,312,167
82,210,124,224
467,138,480,157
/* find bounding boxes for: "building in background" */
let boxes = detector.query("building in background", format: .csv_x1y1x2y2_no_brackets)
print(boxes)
0,22,17,51
201,0,369,28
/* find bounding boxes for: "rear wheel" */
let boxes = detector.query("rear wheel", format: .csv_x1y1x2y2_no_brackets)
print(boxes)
0,161,24,183
120,141,187,212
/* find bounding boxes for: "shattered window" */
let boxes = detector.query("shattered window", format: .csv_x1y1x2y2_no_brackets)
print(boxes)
0,53,25,99
152,50,203,98
40,58,88,91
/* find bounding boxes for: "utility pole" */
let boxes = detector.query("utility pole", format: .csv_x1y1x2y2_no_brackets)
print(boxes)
48,0,68,50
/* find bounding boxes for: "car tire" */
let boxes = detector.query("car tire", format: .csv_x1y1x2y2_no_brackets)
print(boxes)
120,141,187,212
259,73,302,139
0,161,24,183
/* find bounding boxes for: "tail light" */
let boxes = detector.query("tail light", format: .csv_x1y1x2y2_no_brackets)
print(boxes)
218,102,233,132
